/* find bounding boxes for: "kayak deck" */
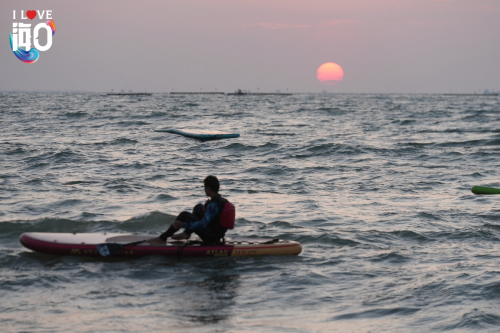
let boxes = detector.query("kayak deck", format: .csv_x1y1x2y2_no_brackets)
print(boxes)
19,233,302,258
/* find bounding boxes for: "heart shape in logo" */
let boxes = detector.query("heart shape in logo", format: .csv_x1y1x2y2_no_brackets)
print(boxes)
27,10,36,20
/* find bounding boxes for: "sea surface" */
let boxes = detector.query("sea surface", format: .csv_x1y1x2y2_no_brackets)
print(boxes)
1,92,500,332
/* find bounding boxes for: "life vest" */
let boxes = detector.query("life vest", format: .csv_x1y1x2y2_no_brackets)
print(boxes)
203,195,235,229
219,201,235,229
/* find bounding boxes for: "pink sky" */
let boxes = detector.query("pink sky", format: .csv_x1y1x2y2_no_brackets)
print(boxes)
1,0,499,93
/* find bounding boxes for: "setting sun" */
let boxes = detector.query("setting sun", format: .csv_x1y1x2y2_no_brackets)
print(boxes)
317,62,344,86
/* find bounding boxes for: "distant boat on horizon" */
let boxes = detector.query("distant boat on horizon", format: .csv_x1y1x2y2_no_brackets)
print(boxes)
227,89,292,96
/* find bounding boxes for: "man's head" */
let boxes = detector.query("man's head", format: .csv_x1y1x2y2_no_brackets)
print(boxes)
204,175,219,196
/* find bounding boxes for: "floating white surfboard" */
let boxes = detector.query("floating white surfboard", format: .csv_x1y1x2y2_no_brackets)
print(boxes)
154,128,240,140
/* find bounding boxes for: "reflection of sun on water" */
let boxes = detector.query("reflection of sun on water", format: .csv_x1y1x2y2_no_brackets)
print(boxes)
317,62,344,86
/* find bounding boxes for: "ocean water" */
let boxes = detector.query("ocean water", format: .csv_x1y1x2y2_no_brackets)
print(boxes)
1,92,500,332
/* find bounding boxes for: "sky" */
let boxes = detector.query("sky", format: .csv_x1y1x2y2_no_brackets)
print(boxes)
1,0,499,93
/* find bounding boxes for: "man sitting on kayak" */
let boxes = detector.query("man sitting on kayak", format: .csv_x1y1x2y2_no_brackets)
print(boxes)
148,175,235,245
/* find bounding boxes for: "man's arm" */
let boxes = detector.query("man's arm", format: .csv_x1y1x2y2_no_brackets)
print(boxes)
183,202,218,231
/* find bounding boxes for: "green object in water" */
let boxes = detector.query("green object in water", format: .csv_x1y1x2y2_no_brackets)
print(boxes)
471,186,500,195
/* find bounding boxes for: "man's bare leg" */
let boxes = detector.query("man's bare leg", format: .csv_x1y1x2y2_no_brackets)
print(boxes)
147,222,181,244
171,231,191,240
147,237,165,245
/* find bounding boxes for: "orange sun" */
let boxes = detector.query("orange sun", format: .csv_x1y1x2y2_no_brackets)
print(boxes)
317,62,344,86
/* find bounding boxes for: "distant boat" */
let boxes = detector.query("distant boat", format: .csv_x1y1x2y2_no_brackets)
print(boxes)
227,89,247,96
227,89,292,96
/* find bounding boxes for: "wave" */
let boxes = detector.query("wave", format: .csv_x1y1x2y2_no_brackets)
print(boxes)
223,142,279,151
0,211,176,236
296,233,359,247
63,180,99,185
436,309,500,330
63,111,88,118
93,138,139,146
330,307,420,321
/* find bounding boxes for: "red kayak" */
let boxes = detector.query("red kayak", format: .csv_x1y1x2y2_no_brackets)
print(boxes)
20,232,302,258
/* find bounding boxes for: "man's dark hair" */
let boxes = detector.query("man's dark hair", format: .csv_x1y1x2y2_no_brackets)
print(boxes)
204,175,220,193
